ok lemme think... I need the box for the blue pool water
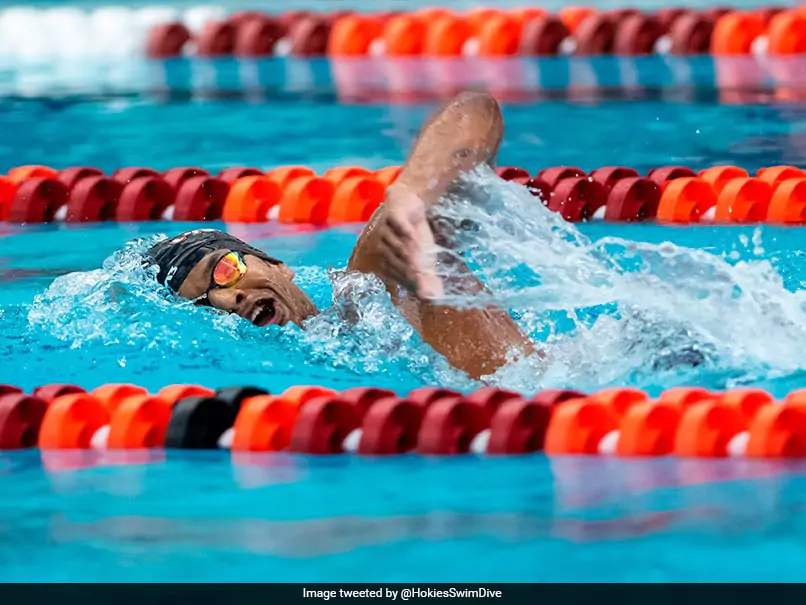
[5,1,806,582]
[3,58,806,177]
[5,451,806,582]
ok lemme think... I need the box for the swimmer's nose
[234,290,245,310]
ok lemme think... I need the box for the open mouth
[250,298,278,327]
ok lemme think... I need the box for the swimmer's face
[178,251,318,327]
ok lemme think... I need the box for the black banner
[1,584,806,605]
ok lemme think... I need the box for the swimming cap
[144,228,282,293]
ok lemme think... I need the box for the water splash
[435,165,806,392]
[24,167,806,394]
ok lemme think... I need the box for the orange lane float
[713,178,773,223]
[328,14,384,56]
[380,14,428,57]
[38,393,110,449]
[4,382,806,458]
[767,11,806,55]
[710,12,767,55]
[423,14,474,56]
[767,179,806,224]
[656,178,718,224]
[699,166,749,196]
[106,394,173,450]
[221,176,282,223]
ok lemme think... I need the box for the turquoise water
[5,1,806,581]
[3,58,806,176]
[4,451,806,582]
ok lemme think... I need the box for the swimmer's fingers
[380,231,419,292]
[393,215,445,299]
[386,213,418,251]
[408,218,443,300]
[383,197,444,299]
[380,227,411,266]
[383,213,419,263]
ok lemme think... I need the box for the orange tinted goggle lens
[213,252,246,287]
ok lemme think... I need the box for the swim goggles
[195,250,248,306]
[211,250,248,289]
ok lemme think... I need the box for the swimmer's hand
[376,186,445,300]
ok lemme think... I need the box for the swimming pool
[6,0,806,584]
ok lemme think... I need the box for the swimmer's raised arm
[351,92,503,297]
[391,90,504,207]
[348,92,540,380]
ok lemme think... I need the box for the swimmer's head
[144,229,318,327]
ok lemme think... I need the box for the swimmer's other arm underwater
[144,92,540,380]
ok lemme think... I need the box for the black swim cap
[144,228,282,293]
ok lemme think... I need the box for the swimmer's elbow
[449,91,501,114]
[398,92,504,196]
[446,91,503,141]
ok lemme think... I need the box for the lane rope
[1,162,805,225]
[4,382,805,458]
[1,6,804,60]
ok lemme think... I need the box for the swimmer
[145,92,537,380]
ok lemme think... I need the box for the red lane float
[0,394,47,450]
